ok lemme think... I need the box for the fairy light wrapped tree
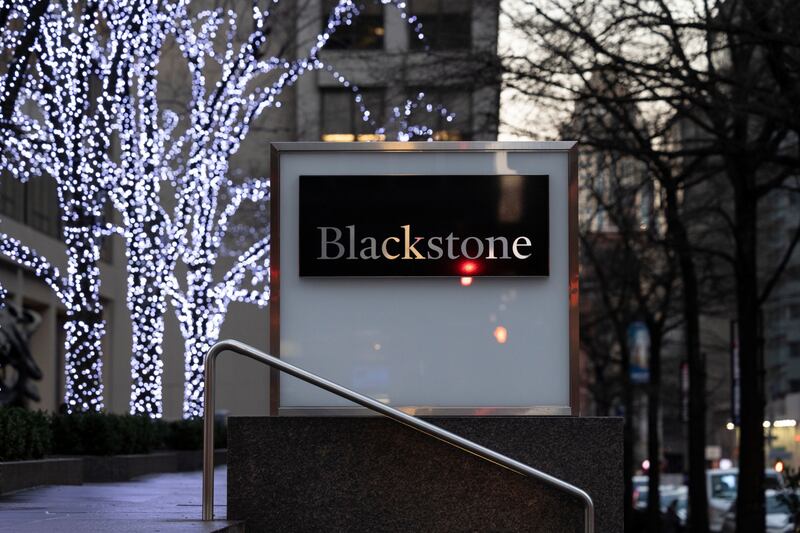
[150,0,441,418]
[2,0,451,418]
[0,0,143,412]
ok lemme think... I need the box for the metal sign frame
[269,141,579,416]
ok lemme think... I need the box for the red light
[460,277,473,287]
[460,261,478,275]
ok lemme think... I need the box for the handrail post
[201,340,595,533]
[202,343,220,521]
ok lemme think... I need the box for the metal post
[202,342,217,521]
[202,339,595,533]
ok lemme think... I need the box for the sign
[270,142,578,415]
[681,360,689,422]
[730,320,740,425]
[628,321,650,384]
[299,175,549,277]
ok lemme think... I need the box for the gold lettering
[401,224,425,260]
[382,236,400,259]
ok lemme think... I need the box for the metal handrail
[202,339,595,533]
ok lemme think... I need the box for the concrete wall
[228,416,623,533]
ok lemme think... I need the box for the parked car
[709,469,785,531]
[720,490,799,533]
[632,475,678,510]
[660,486,688,528]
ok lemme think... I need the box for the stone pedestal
[228,416,622,532]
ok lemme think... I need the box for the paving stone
[0,467,241,533]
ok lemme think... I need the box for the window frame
[322,0,385,51]
[409,0,473,51]
[320,87,387,141]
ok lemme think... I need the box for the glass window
[0,169,25,221]
[25,174,61,238]
[0,169,61,240]
[710,473,737,500]
[321,88,385,141]
[323,0,384,50]
[767,307,785,322]
[790,342,800,359]
[410,0,472,51]
[405,88,471,140]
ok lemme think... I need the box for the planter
[0,449,227,494]
[82,451,179,482]
[176,448,228,472]
[0,457,83,493]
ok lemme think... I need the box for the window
[767,307,785,323]
[791,342,800,359]
[321,88,385,141]
[323,0,384,50]
[410,0,472,51]
[405,88,471,140]
[0,170,25,221]
[767,336,785,352]
[0,169,61,239]
[710,473,737,500]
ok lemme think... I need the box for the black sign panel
[299,175,549,277]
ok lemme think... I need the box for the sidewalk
[0,466,242,532]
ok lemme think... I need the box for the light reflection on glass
[498,175,524,223]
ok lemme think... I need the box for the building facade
[0,0,500,419]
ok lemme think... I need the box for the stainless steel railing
[202,339,595,533]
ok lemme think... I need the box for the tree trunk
[126,206,167,418]
[734,180,766,533]
[621,337,635,532]
[128,279,166,418]
[62,222,106,412]
[664,181,708,533]
[647,327,663,533]
[178,266,224,419]
[180,318,217,419]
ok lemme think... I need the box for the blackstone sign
[271,142,578,415]
[299,175,549,277]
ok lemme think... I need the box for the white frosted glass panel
[278,148,571,409]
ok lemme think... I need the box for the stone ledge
[0,457,83,494]
[0,449,227,493]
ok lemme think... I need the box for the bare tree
[501,1,800,531]
[578,142,682,531]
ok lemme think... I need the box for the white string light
[0,0,147,412]
[2,0,449,418]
